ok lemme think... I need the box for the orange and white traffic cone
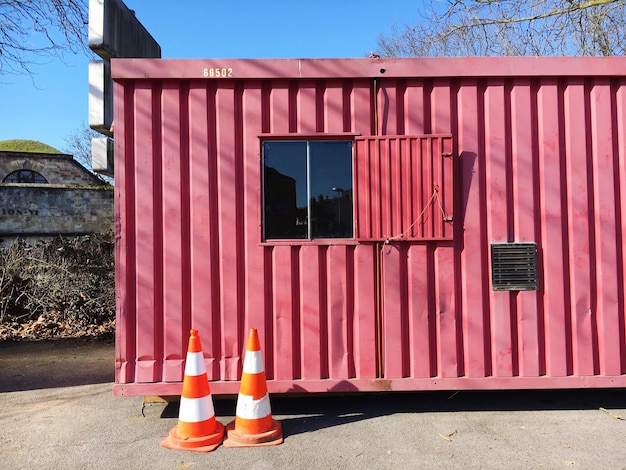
[160,329,224,452]
[224,328,283,447]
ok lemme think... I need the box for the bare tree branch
[0,0,89,75]
[445,0,617,31]
[377,0,626,57]
[64,124,113,185]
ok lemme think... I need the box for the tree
[64,124,113,185]
[0,0,88,75]
[377,0,626,57]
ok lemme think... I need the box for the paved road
[2,339,626,469]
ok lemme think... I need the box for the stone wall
[0,151,103,186]
[0,185,114,241]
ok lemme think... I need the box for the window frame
[3,169,48,184]
[260,134,357,243]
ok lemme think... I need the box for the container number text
[203,67,233,78]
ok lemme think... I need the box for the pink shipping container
[112,57,626,396]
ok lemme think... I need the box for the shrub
[0,232,115,340]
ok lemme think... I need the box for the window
[263,140,353,240]
[3,170,48,184]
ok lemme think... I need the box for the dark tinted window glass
[262,140,353,240]
[263,141,308,239]
[309,141,353,238]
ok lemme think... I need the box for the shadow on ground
[155,388,626,439]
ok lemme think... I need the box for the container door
[355,135,454,379]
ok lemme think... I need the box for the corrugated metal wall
[355,135,454,241]
[113,58,626,395]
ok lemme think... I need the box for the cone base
[160,422,224,452]
[223,419,283,448]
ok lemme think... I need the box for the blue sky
[0,1,419,154]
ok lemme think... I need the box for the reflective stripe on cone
[160,329,224,452]
[224,328,283,448]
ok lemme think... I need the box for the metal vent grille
[491,243,538,291]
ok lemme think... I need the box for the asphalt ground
[2,338,626,469]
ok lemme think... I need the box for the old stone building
[0,142,114,243]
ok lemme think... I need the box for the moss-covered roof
[0,139,62,154]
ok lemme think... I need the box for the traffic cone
[224,328,283,447]
[160,329,224,452]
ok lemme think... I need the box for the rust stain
[371,379,393,391]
